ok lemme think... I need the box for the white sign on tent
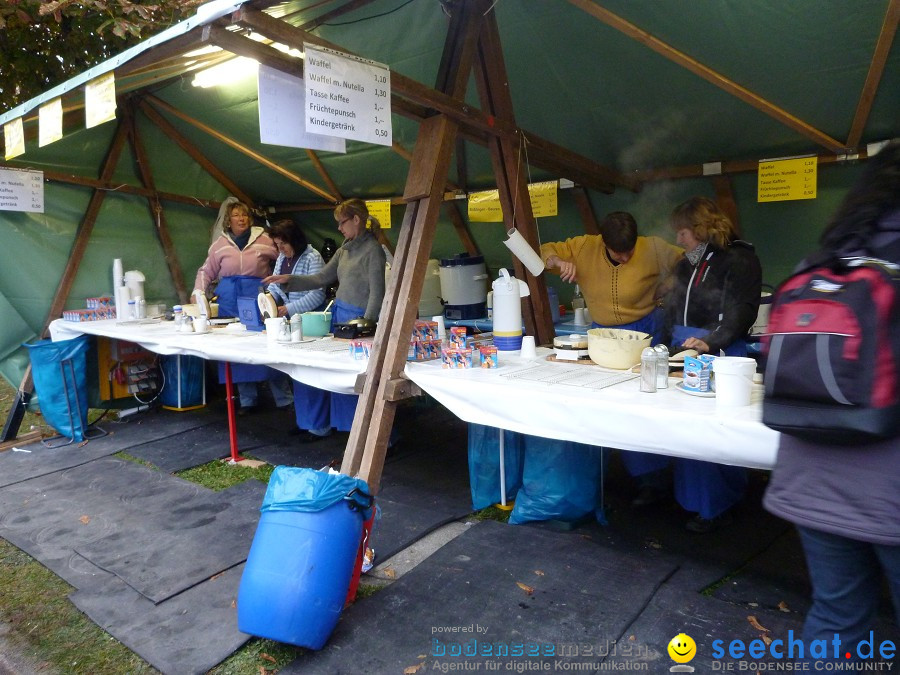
[303,44,392,147]
[0,167,43,213]
[257,65,346,154]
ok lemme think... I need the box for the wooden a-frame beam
[566,0,848,154]
[572,187,600,236]
[137,98,255,207]
[232,6,634,194]
[144,94,338,203]
[124,101,189,303]
[341,0,488,491]
[846,0,900,148]
[473,7,555,346]
[291,0,380,32]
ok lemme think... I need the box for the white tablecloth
[50,319,365,395]
[405,349,780,469]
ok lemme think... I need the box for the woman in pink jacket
[194,202,290,413]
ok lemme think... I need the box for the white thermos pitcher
[491,268,530,351]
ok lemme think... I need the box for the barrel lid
[440,253,485,267]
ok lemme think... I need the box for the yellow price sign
[85,72,117,129]
[758,157,817,202]
[365,199,391,229]
[39,98,63,148]
[468,181,559,222]
[4,118,25,160]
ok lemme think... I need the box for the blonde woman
[264,198,387,441]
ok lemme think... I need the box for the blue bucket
[237,499,365,648]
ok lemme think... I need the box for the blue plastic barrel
[237,501,365,648]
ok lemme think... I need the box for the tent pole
[124,100,188,303]
[572,188,601,236]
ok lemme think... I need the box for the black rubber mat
[124,422,266,473]
[75,477,266,603]
[70,563,249,675]
[0,457,211,593]
[0,409,214,488]
[281,519,679,673]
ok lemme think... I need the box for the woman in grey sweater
[265,199,386,442]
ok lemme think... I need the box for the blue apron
[214,275,271,384]
[294,298,366,432]
[592,308,663,346]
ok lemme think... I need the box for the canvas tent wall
[0,0,897,414]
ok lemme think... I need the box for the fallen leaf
[761,633,772,646]
[260,653,276,664]
[258,666,267,675]
[534,570,545,576]
[747,615,769,632]
[777,601,790,613]
[517,582,534,595]
[628,635,636,641]
[231,600,236,609]
[80,515,90,525]
[209,571,224,581]
[384,568,396,579]
[403,662,424,674]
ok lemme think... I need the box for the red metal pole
[224,362,242,462]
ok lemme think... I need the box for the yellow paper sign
[528,180,558,218]
[85,73,117,129]
[4,119,25,159]
[365,199,391,229]
[38,99,63,147]
[468,189,503,222]
[757,157,817,202]
[468,181,559,222]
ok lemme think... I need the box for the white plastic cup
[265,317,283,345]
[520,335,537,359]
[192,317,209,334]
[712,357,756,408]
[574,307,587,325]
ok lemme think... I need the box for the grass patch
[114,451,155,468]
[471,505,512,523]
[0,538,158,674]
[176,457,274,491]
[208,637,302,674]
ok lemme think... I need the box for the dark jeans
[797,526,900,660]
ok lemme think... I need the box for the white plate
[676,381,715,398]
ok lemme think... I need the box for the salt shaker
[654,343,669,389]
[290,313,303,342]
[640,347,657,392]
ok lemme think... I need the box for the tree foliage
[0,0,205,111]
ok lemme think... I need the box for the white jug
[492,268,530,351]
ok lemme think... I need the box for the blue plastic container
[237,501,365,648]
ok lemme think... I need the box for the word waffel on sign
[0,167,44,213]
[303,44,392,147]
[757,156,817,203]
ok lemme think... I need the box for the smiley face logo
[668,633,696,663]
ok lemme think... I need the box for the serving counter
[405,348,780,470]
[49,319,365,395]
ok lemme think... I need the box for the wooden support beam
[294,0,380,32]
[137,97,254,206]
[0,430,41,452]
[124,101,189,303]
[202,24,305,78]
[711,175,740,237]
[116,27,205,77]
[353,374,421,401]
[566,0,848,154]
[305,149,343,203]
[233,6,633,194]
[846,0,900,147]
[572,187,600,235]
[342,1,487,493]
[473,8,555,347]
[144,94,338,203]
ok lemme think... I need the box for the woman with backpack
[764,141,900,661]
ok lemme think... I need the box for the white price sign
[0,167,43,213]
[304,44,392,147]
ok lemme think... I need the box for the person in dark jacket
[764,141,900,661]
[624,197,763,532]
